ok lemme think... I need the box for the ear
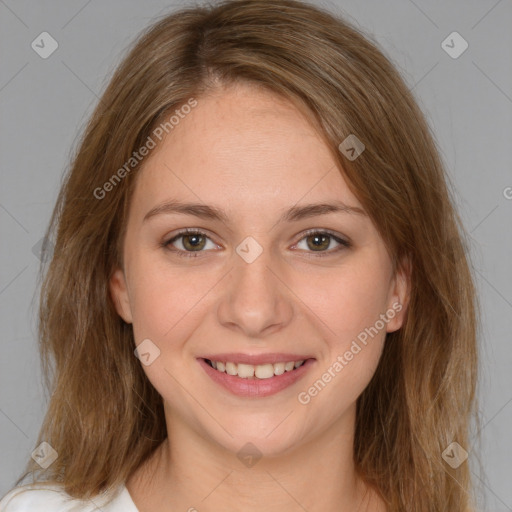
[385,256,411,333]
[109,267,133,324]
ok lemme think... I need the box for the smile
[205,359,306,379]
[198,357,315,398]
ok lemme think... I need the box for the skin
[110,81,409,512]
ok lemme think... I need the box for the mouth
[198,355,315,397]
[204,358,306,378]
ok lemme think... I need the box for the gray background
[0,0,511,509]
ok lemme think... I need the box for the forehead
[130,83,362,221]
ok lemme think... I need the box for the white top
[0,483,139,511]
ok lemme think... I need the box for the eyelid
[293,228,350,246]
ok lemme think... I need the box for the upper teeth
[209,360,305,379]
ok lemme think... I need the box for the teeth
[255,364,274,379]
[225,362,237,376]
[208,359,305,379]
[273,362,285,375]
[285,361,295,372]
[237,363,255,378]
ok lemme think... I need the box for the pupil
[184,234,205,251]
[309,234,329,251]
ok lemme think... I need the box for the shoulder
[0,483,94,512]
[0,483,134,512]
[0,484,73,511]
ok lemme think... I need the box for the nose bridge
[216,236,293,337]
[235,240,274,292]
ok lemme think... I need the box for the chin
[203,410,311,460]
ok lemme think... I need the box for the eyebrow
[143,199,366,224]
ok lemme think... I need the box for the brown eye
[306,233,331,251]
[181,233,207,251]
[164,230,218,257]
[295,230,351,256]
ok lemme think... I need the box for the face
[110,82,409,458]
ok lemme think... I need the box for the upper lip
[200,353,315,365]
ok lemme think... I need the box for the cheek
[127,253,219,345]
[126,258,218,401]
[305,260,392,345]
[295,274,388,422]
[295,257,391,404]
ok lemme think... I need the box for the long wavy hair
[12,1,479,510]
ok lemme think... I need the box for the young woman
[0,0,478,510]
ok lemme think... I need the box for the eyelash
[162,228,351,259]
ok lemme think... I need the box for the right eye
[163,229,220,257]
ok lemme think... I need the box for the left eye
[163,229,350,258]
[294,231,350,255]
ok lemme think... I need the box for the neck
[126,404,382,512]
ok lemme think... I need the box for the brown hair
[14,0,479,510]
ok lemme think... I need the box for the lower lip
[198,358,315,397]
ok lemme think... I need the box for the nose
[216,244,294,339]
